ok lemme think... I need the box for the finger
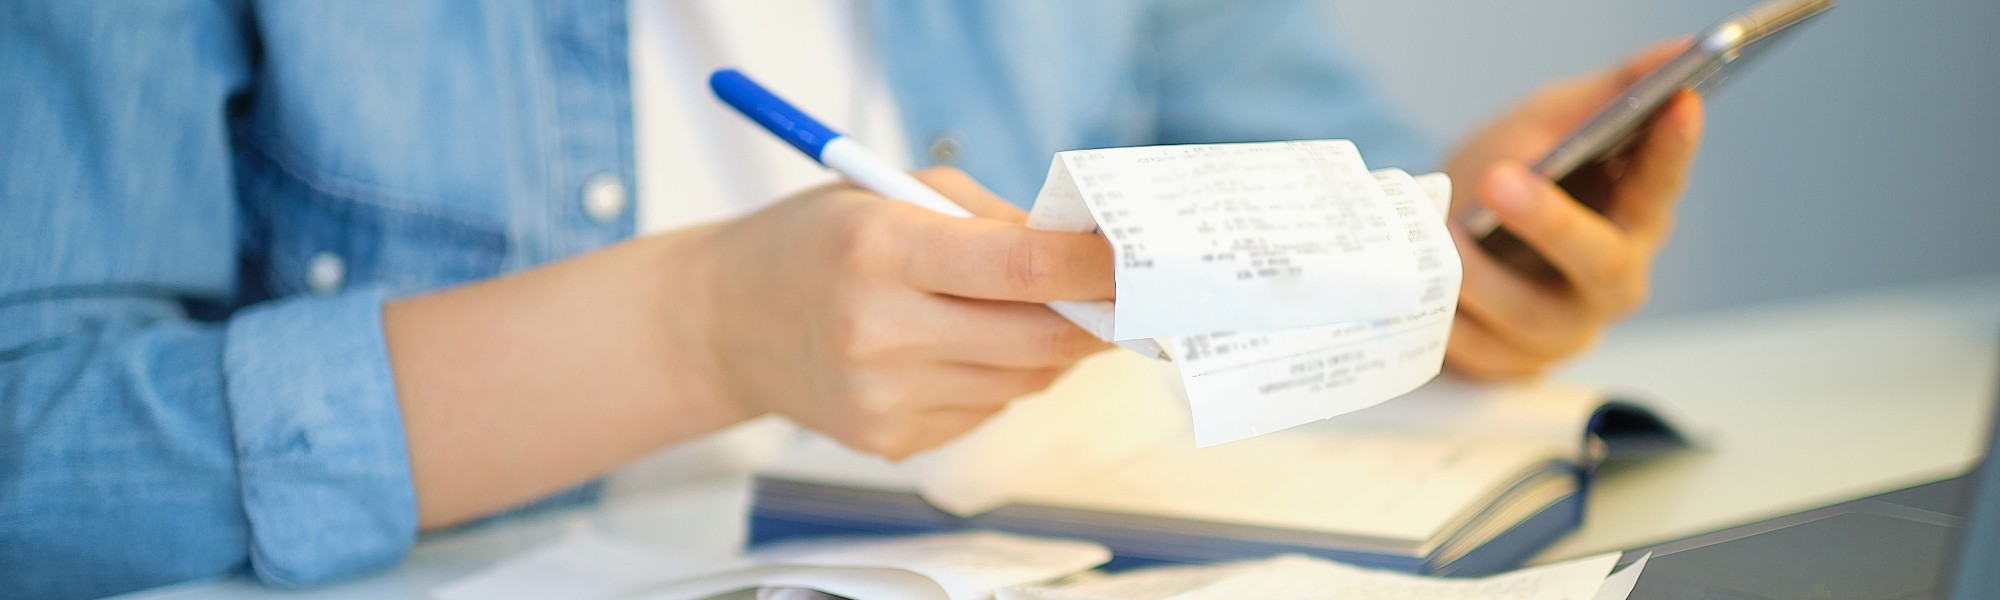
[918,296,1110,368]
[913,167,1029,224]
[1443,314,1549,380]
[1453,227,1595,359]
[1605,91,1705,245]
[902,218,1116,302]
[1479,162,1639,296]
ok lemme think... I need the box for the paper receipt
[1025,141,1461,446]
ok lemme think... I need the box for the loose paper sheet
[1006,430,1570,547]
[1591,554,1651,600]
[1028,142,1462,446]
[430,532,729,600]
[629,531,1111,600]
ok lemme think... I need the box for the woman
[0,1,1700,597]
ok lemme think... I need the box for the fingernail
[1487,165,1534,215]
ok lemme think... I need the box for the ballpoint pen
[708,68,1168,361]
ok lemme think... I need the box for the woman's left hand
[1442,40,1706,379]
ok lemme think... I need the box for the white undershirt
[628,0,911,235]
[606,0,910,535]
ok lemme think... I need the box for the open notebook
[751,352,1691,576]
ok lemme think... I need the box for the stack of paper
[1024,140,1462,446]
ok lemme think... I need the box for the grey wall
[1324,0,2000,317]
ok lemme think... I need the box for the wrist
[630,226,761,426]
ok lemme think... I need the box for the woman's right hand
[387,167,1111,528]
[674,167,1114,459]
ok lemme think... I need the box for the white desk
[120,275,2000,599]
[1536,275,2000,561]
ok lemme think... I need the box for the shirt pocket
[232,137,509,300]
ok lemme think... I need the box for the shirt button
[581,172,628,223]
[928,134,962,166]
[306,251,345,295]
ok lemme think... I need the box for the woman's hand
[387,167,1110,528]
[682,167,1113,459]
[1442,40,1706,379]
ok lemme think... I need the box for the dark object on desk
[1626,366,2000,599]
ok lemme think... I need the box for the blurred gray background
[1325,0,2000,317]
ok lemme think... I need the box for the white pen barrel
[822,138,972,217]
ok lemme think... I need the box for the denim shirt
[0,1,1429,597]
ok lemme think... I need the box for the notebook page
[1314,376,1697,465]
[1008,431,1569,545]
[1314,377,1609,463]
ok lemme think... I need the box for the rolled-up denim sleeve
[224,288,417,586]
[0,291,417,597]
[0,2,416,597]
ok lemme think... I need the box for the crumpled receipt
[1026,141,1462,446]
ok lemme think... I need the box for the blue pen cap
[709,68,841,162]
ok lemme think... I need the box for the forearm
[383,227,752,529]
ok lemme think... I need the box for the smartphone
[1460,0,1835,277]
